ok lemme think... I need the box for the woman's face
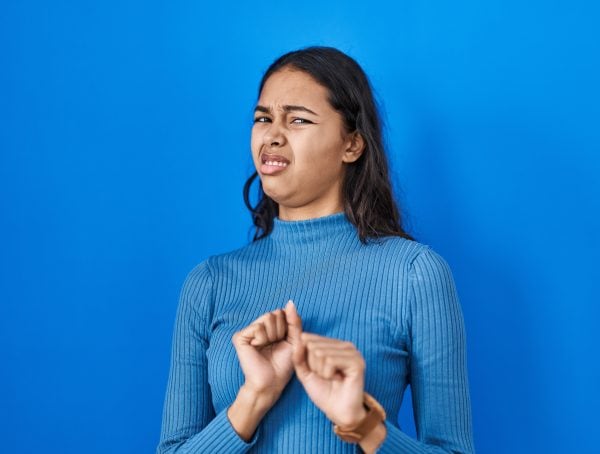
[251,67,363,220]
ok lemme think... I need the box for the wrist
[227,385,275,441]
[358,421,386,453]
[335,404,368,429]
[333,392,387,449]
[238,383,279,411]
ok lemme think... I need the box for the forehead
[258,68,331,111]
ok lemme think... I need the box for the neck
[277,206,344,221]
[269,211,356,245]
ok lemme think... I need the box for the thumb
[284,300,302,343]
[291,334,311,381]
[283,301,311,380]
[284,300,310,381]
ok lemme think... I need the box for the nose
[263,119,285,148]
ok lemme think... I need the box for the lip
[260,161,290,175]
[261,153,290,165]
[259,152,291,176]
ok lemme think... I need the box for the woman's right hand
[232,299,302,404]
[228,300,302,440]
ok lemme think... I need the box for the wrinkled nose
[263,121,285,147]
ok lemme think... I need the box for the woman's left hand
[286,302,367,428]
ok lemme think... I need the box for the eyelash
[253,117,312,125]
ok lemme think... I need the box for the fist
[292,332,367,428]
[232,300,303,403]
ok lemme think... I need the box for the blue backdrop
[1,1,598,453]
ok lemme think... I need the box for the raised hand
[285,303,367,428]
[232,300,299,402]
[228,300,301,441]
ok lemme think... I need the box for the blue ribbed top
[157,212,475,453]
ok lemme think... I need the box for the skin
[250,67,364,221]
[227,68,387,452]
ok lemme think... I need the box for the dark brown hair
[243,46,413,244]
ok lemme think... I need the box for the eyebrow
[254,104,319,116]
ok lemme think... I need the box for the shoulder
[370,236,456,288]
[177,259,215,315]
[366,235,433,269]
[403,245,460,308]
[408,245,455,284]
[204,238,269,269]
[183,238,267,283]
[182,258,213,289]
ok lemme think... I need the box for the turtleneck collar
[269,211,356,244]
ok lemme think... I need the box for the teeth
[265,160,288,167]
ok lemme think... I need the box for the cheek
[250,129,262,158]
[295,136,343,174]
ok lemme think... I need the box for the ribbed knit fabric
[157,211,475,453]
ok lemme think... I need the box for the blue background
[1,1,598,453]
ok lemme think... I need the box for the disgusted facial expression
[251,67,363,220]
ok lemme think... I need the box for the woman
[157,46,475,453]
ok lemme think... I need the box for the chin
[262,188,285,205]
[263,192,282,204]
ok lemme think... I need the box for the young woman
[157,46,475,453]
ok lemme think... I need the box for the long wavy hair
[243,46,413,244]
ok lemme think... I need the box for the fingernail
[286,299,295,308]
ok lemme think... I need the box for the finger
[292,336,312,382]
[305,347,357,360]
[251,310,285,343]
[317,350,356,380]
[284,300,303,344]
[301,333,355,349]
[314,352,365,380]
[233,322,268,349]
[300,332,330,341]
[249,323,269,346]
[233,323,256,345]
[306,347,356,376]
[274,309,287,340]
[322,355,345,381]
[304,341,364,376]
[307,345,323,374]
[261,312,279,343]
[303,337,356,351]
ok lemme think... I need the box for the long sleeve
[156,213,475,452]
[156,260,260,453]
[379,247,475,453]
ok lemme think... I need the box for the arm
[156,260,260,453]
[378,247,475,453]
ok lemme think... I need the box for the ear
[342,131,365,163]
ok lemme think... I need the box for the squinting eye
[253,117,270,123]
[292,118,312,124]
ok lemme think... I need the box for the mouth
[260,153,290,175]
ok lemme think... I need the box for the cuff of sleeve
[377,420,474,454]
[376,420,427,453]
[182,407,261,452]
